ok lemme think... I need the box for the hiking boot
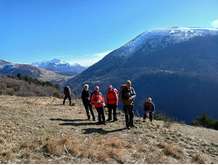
[107,118,111,122]
[130,125,137,128]
[113,118,118,122]
[96,122,101,125]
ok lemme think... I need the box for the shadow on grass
[82,127,126,135]
[50,118,98,126]
[50,103,63,106]
[50,118,87,122]
[59,122,97,126]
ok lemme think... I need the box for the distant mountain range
[67,27,218,122]
[32,59,86,76]
[0,59,72,85]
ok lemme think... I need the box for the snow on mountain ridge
[33,59,87,76]
[33,59,83,67]
[118,27,218,57]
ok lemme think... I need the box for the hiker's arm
[144,102,147,111]
[152,103,155,112]
[115,92,119,105]
[131,88,136,99]
[81,91,84,99]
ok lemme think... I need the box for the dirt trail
[0,96,218,163]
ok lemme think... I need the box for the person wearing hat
[81,84,95,121]
[143,97,155,122]
[91,86,106,124]
[120,80,136,129]
[106,85,119,122]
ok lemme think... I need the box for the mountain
[33,59,86,76]
[0,59,10,66]
[67,27,218,122]
[0,59,71,85]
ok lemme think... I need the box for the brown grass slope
[0,76,61,97]
[0,96,218,163]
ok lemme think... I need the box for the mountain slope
[0,59,71,85]
[67,27,218,122]
[0,96,218,163]
[0,76,61,97]
[33,59,86,76]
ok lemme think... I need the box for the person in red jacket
[106,85,118,122]
[143,97,155,122]
[91,86,106,124]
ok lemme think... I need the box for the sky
[0,0,218,66]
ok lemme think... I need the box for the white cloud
[211,19,218,28]
[68,50,112,67]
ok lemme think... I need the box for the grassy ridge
[0,75,61,97]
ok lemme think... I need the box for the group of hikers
[63,80,155,129]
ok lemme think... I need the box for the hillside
[0,76,61,97]
[67,27,218,122]
[0,96,218,163]
[0,59,71,85]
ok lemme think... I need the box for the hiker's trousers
[107,104,117,121]
[83,102,95,120]
[143,111,153,122]
[63,95,71,105]
[96,107,105,123]
[123,104,134,127]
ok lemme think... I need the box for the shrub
[192,113,218,130]
[154,112,174,122]
[53,92,61,98]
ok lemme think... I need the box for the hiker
[143,97,155,122]
[91,86,106,124]
[81,84,95,121]
[121,80,136,129]
[106,85,119,122]
[63,86,72,106]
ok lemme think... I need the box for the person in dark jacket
[63,86,72,106]
[81,84,95,121]
[121,80,136,129]
[143,97,155,122]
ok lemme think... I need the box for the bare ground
[0,95,218,163]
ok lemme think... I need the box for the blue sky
[0,0,218,66]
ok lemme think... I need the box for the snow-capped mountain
[0,59,71,84]
[68,27,218,122]
[113,27,218,58]
[33,59,86,76]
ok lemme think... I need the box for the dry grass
[42,135,127,163]
[192,153,208,164]
[0,96,218,163]
[158,142,183,159]
[145,152,168,164]
[164,121,173,129]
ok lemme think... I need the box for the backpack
[120,85,129,100]
[64,86,71,95]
